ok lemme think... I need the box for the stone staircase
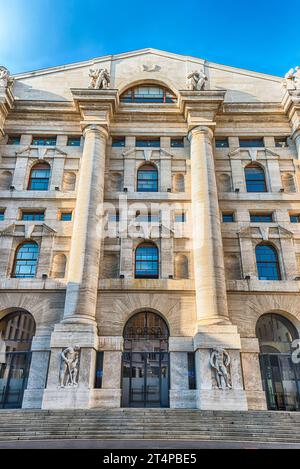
[0,409,300,443]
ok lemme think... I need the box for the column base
[193,324,248,411]
[196,389,248,411]
[90,389,121,408]
[169,390,197,408]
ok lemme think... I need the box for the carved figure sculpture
[89,68,110,89]
[210,347,232,390]
[0,67,13,90]
[59,346,80,387]
[187,70,208,91]
[284,67,300,90]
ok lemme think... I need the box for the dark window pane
[112,137,125,147]
[275,137,288,148]
[222,213,234,222]
[137,165,158,192]
[290,214,300,223]
[256,244,281,280]
[135,244,159,278]
[136,138,160,148]
[250,213,273,222]
[171,138,184,148]
[175,212,186,222]
[67,137,81,147]
[94,352,104,389]
[32,136,57,146]
[7,135,21,145]
[22,212,45,221]
[239,138,264,148]
[60,212,72,221]
[13,242,39,278]
[0,210,5,221]
[188,352,196,389]
[215,138,229,148]
[245,164,267,192]
[120,86,176,103]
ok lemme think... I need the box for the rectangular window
[250,212,273,223]
[112,137,126,147]
[222,212,235,222]
[32,136,57,146]
[136,137,160,148]
[175,212,186,222]
[136,212,160,222]
[275,137,288,148]
[60,212,72,221]
[94,352,104,389]
[171,137,184,148]
[7,135,21,145]
[215,138,229,148]
[22,211,45,221]
[187,352,196,390]
[290,214,300,223]
[67,136,81,147]
[108,211,120,222]
[0,210,5,221]
[239,138,264,148]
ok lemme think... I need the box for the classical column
[293,129,300,159]
[188,126,229,324]
[63,124,108,323]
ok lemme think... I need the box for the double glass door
[122,351,169,408]
[260,354,300,411]
[0,352,32,409]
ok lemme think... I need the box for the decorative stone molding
[187,70,208,91]
[15,145,67,160]
[210,347,232,390]
[0,223,56,238]
[238,225,293,240]
[141,64,161,73]
[88,68,111,90]
[59,346,80,388]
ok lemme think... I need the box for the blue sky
[0,0,299,76]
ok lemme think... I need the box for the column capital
[187,125,214,142]
[82,124,109,139]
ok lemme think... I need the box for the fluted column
[188,126,229,324]
[293,130,300,160]
[63,124,108,323]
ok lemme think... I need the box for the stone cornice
[178,90,226,129]
[71,89,119,128]
[0,87,15,136]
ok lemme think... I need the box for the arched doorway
[256,313,300,411]
[122,311,169,408]
[0,310,35,409]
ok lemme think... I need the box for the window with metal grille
[28,163,50,191]
[135,242,159,279]
[255,244,281,280]
[245,164,267,192]
[12,242,39,278]
[137,164,158,192]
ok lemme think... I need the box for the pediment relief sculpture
[187,70,208,91]
[89,68,111,89]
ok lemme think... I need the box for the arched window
[28,163,50,191]
[256,313,299,411]
[0,311,36,352]
[245,163,267,192]
[255,244,281,280]
[137,164,158,192]
[120,85,176,103]
[12,242,39,278]
[135,242,159,279]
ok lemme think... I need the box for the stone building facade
[0,49,300,411]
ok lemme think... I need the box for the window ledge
[226,279,300,292]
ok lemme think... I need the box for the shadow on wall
[13,82,70,102]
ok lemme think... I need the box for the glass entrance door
[0,352,32,409]
[122,311,170,408]
[122,351,169,407]
[260,354,300,411]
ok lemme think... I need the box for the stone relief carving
[0,67,14,90]
[210,348,232,390]
[59,346,80,387]
[141,64,161,72]
[187,70,208,91]
[284,67,300,90]
[88,68,111,89]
